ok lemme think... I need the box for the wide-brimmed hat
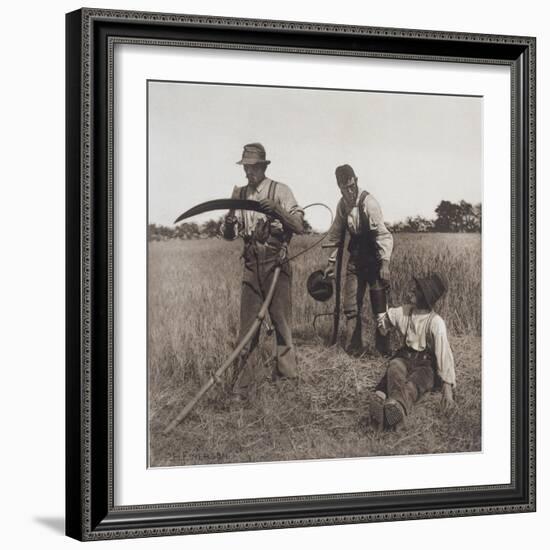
[307,270,333,302]
[236,142,271,165]
[335,164,356,186]
[413,272,448,309]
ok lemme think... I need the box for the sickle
[174,198,284,224]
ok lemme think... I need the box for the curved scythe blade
[174,198,284,224]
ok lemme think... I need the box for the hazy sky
[148,81,482,231]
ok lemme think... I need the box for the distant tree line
[148,217,314,241]
[149,200,480,240]
[387,200,481,233]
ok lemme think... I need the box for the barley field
[148,233,481,467]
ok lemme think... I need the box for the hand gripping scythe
[164,198,286,434]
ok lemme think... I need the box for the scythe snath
[164,265,281,434]
[330,241,345,346]
[320,224,345,347]
[164,198,334,432]
[164,198,284,434]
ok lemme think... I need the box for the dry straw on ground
[148,233,481,466]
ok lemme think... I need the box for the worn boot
[384,398,406,427]
[273,345,298,380]
[375,329,391,356]
[343,315,364,356]
[231,350,256,403]
[368,391,386,431]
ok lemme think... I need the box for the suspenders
[240,179,278,200]
[267,180,278,201]
[239,180,279,236]
[403,310,436,353]
[425,311,436,354]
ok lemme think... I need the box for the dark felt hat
[335,164,356,186]
[236,142,271,165]
[413,272,448,309]
[307,270,333,302]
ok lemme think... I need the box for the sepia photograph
[64,7,536,541]
[147,80,482,468]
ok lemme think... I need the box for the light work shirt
[325,188,393,263]
[229,178,304,237]
[378,304,456,386]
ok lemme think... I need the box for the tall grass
[289,232,481,338]
[148,233,481,466]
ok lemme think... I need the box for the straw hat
[236,142,271,165]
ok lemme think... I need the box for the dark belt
[396,346,433,363]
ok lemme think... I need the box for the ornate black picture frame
[66,8,536,541]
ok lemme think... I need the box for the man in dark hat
[368,272,456,431]
[222,143,305,399]
[324,164,394,355]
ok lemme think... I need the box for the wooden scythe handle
[330,241,345,347]
[164,266,282,434]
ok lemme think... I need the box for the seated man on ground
[369,272,456,431]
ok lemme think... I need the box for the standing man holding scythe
[324,164,393,356]
[222,143,305,400]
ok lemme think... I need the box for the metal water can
[307,270,333,302]
[369,281,388,314]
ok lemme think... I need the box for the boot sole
[369,394,385,429]
[384,400,405,427]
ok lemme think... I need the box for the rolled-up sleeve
[269,182,304,234]
[430,316,456,386]
[377,306,404,335]
[364,195,393,262]
[276,183,304,217]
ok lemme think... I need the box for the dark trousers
[233,242,297,395]
[376,349,435,414]
[343,258,390,354]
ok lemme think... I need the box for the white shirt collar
[248,177,270,195]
